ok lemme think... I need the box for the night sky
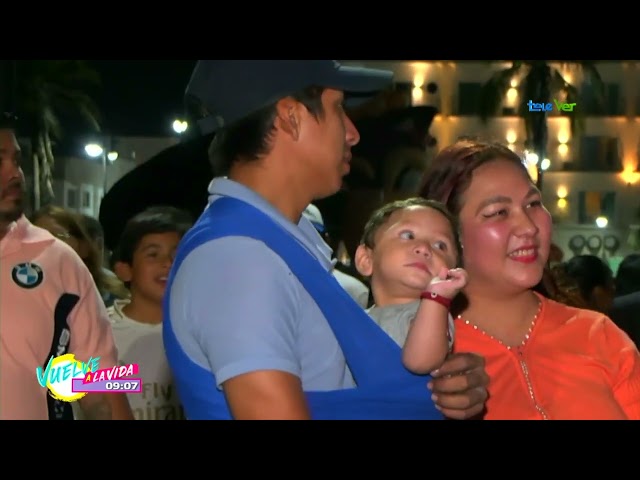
[86,60,197,137]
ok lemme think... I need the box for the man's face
[295,88,361,197]
[0,129,25,224]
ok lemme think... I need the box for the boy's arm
[403,268,467,375]
[402,296,450,374]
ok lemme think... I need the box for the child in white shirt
[111,206,192,419]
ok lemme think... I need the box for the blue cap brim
[325,65,394,94]
[188,61,394,135]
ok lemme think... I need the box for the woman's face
[457,159,552,296]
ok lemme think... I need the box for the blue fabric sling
[163,196,444,420]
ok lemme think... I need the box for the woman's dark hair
[208,86,326,176]
[419,139,531,216]
[615,253,640,297]
[80,214,104,244]
[31,205,129,299]
[0,112,18,130]
[563,255,614,302]
[418,138,564,308]
[542,264,589,308]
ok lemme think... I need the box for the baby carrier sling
[163,196,443,420]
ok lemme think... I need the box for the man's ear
[113,261,133,284]
[354,244,374,278]
[275,97,302,140]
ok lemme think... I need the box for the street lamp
[84,143,104,158]
[84,143,118,196]
[172,119,188,134]
[596,216,608,229]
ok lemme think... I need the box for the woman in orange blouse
[419,139,640,420]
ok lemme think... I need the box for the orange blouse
[453,293,640,420]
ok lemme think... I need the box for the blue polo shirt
[167,177,355,392]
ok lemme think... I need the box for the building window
[394,82,413,106]
[95,187,104,211]
[606,83,622,115]
[457,82,482,115]
[64,182,79,210]
[579,81,622,116]
[394,167,423,193]
[80,183,94,216]
[577,136,622,171]
[578,191,616,225]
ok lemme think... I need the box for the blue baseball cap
[185,60,394,134]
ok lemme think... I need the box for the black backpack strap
[46,293,80,420]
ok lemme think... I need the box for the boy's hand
[427,267,468,299]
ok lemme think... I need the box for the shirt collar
[207,177,335,270]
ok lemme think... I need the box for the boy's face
[116,231,181,304]
[356,206,458,302]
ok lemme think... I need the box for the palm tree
[0,61,17,113]
[13,60,102,209]
[478,61,605,188]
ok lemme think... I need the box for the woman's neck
[459,289,541,346]
[121,296,163,325]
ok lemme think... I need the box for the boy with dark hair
[355,197,467,374]
[110,206,192,420]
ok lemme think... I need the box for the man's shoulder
[613,291,640,311]
[171,236,301,305]
[609,292,640,347]
[7,223,90,285]
[182,235,294,273]
[20,219,82,260]
[45,238,91,276]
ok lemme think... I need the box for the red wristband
[420,291,452,309]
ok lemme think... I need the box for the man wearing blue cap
[163,60,488,419]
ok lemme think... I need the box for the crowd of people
[1,60,639,420]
